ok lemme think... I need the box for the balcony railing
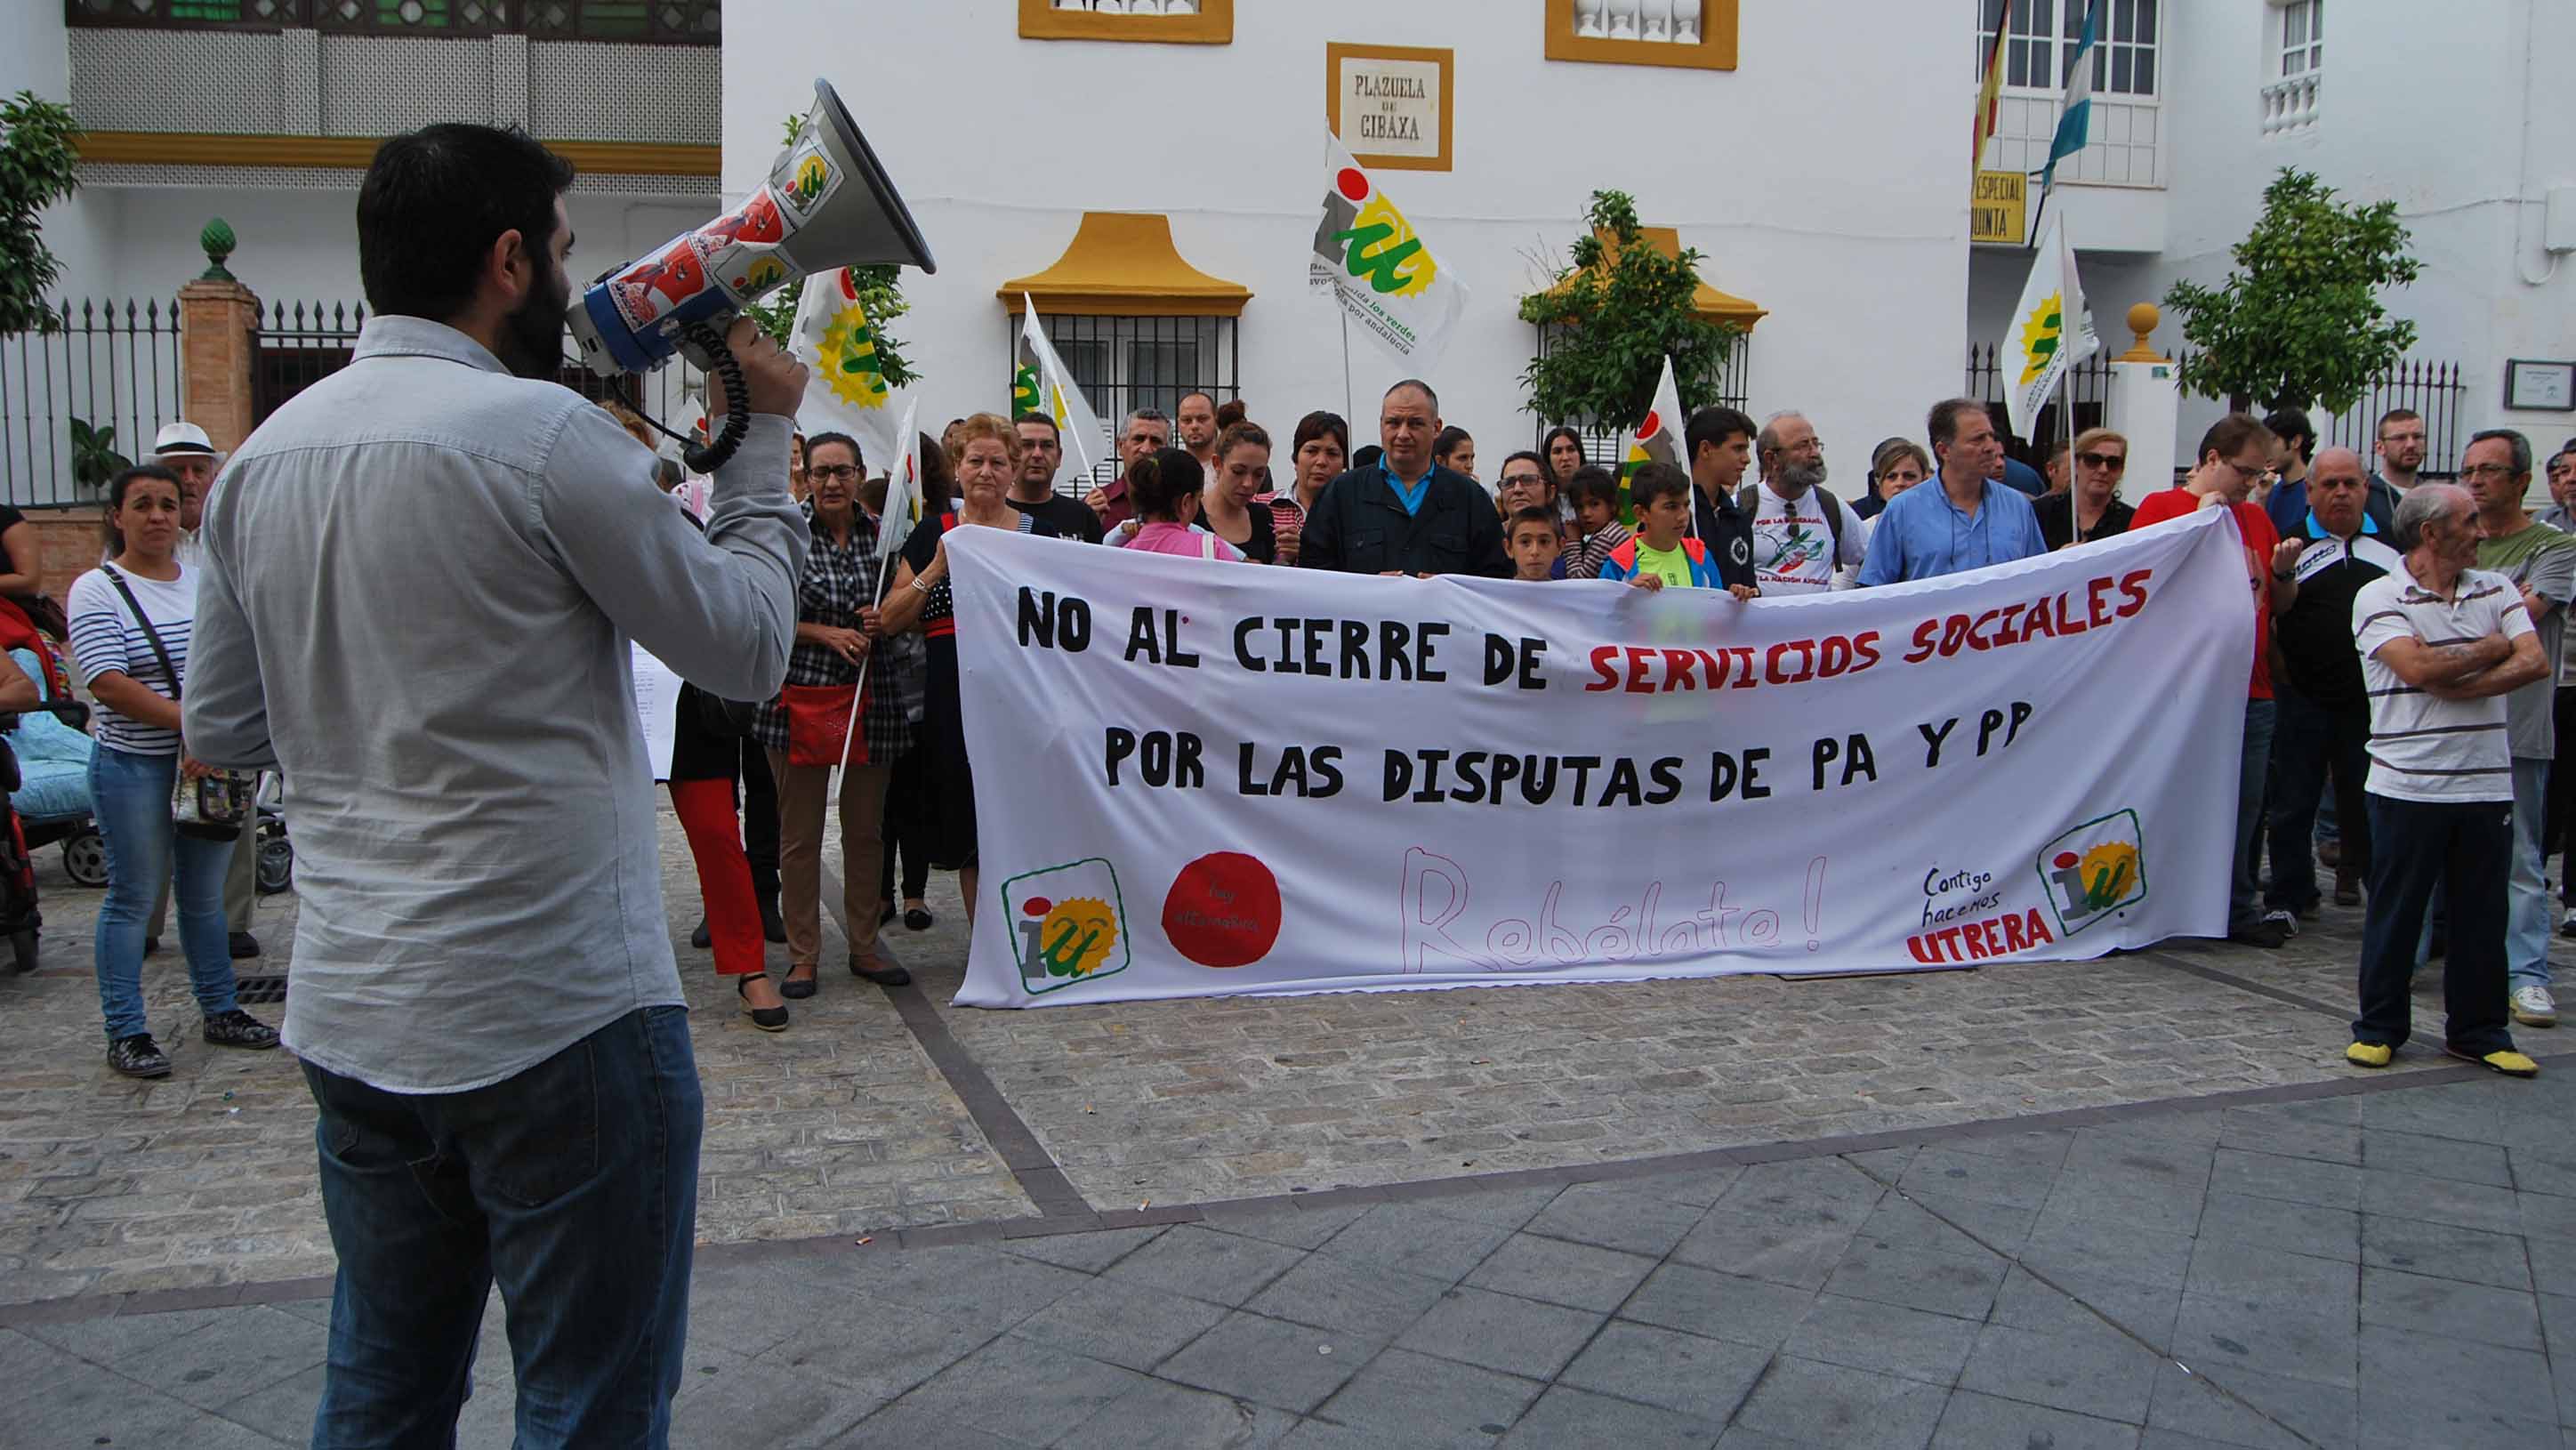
[2260,74,2320,134]
[64,0,721,44]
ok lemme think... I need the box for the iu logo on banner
[2035,809,2149,938]
[1002,858,1132,995]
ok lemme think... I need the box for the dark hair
[1541,426,1587,478]
[358,124,575,321]
[1213,399,1247,431]
[1629,461,1693,512]
[1352,444,1385,471]
[1433,425,1473,464]
[1384,379,1439,413]
[917,431,954,500]
[2263,406,2316,460]
[2377,407,2424,438]
[1292,411,1349,458]
[804,431,863,471]
[1507,505,1559,536]
[1216,421,1272,464]
[1926,398,1990,454]
[102,463,182,557]
[1014,411,1061,443]
[2196,414,2276,467]
[1685,406,1757,466]
[2467,428,2534,479]
[1497,449,1546,481]
[1564,464,1621,510]
[1179,391,1218,415]
[1128,447,1206,521]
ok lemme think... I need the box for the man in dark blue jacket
[1299,380,1508,578]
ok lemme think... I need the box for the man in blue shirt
[1858,399,2047,584]
[1297,379,1508,577]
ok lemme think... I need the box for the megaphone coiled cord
[680,321,752,476]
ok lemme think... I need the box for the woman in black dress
[877,414,1060,941]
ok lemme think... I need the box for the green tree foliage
[0,92,82,334]
[69,417,128,495]
[2166,168,2419,415]
[1517,189,1740,429]
[741,112,915,388]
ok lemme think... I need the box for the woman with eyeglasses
[2032,428,2136,550]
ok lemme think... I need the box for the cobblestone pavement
[12,1063,2576,1447]
[6,810,2576,1441]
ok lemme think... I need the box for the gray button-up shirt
[185,316,808,1093]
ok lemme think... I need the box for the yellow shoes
[2346,1042,2394,1069]
[2446,1045,2540,1077]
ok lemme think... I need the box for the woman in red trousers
[669,678,788,1030]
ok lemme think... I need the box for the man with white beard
[1742,411,1866,594]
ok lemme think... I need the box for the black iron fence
[1528,326,1752,471]
[1965,346,2470,479]
[0,298,184,510]
[65,0,720,44]
[254,301,706,441]
[1015,313,1243,492]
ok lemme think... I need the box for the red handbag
[780,682,868,769]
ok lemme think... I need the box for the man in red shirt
[2134,414,2303,947]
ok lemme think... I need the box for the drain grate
[232,974,287,1005]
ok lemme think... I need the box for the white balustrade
[2260,74,2319,133]
[1049,0,1204,12]
[1606,0,1640,40]
[1574,0,1606,37]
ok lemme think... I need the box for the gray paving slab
[994,1222,1166,1274]
[2195,1188,2362,1262]
[1056,1377,1300,1450]
[1311,1201,1516,1284]
[1729,1354,1953,1450]
[1461,1231,1658,1313]
[1995,1262,2185,1356]
[1155,1310,1380,1414]
[1394,1285,1604,1381]
[1305,1347,1543,1449]
[894,1333,1147,1446]
[1958,1317,2162,1422]
[1104,1222,1308,1307]
[1823,1234,2008,1320]
[1009,1274,1232,1372]
[2360,1265,2542,1350]
[1779,1291,1980,1386]
[2146,1360,2356,1450]
[1521,1180,1706,1257]
[1929,1390,2141,1450]
[1619,1261,1819,1349]
[1669,1206,1859,1289]
[1558,1319,1769,1423]
[1497,1383,1727,1449]
[1244,1252,1453,1341]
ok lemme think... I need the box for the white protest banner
[947,511,2252,1009]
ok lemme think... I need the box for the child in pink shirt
[1116,447,1250,562]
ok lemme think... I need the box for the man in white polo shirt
[2348,484,2550,1076]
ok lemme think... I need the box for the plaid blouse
[753,502,916,762]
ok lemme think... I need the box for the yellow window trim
[73,131,719,177]
[1000,212,1252,319]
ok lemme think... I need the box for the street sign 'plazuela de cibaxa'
[948,510,2254,1009]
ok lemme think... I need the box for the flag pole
[1339,310,1355,428]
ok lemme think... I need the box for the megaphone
[568,77,936,472]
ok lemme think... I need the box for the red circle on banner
[1162,853,1283,969]
[1022,896,1054,918]
[1637,408,1663,440]
[837,267,860,302]
[1335,168,1370,203]
[2051,852,2080,871]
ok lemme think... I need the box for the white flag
[1310,130,1468,370]
[791,267,906,471]
[1016,298,1111,488]
[879,391,923,565]
[1619,355,1689,532]
[2002,215,2101,441]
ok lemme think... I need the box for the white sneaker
[2261,907,2300,939]
[2512,984,2558,1027]
[2561,909,2576,940]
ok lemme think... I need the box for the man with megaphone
[180,124,814,1446]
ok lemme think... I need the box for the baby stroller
[0,643,92,975]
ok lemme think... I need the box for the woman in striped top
[67,465,278,1079]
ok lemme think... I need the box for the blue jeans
[2508,759,2553,991]
[91,744,239,1039]
[2232,698,2277,932]
[303,1007,704,1449]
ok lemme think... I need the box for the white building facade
[9,1,2570,489]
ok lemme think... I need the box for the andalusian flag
[2043,1,2100,189]
[1017,296,1109,487]
[790,266,903,471]
[1311,130,1467,369]
[1973,3,2012,173]
[1618,354,1689,532]
[2001,214,2098,440]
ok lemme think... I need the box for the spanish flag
[1974,5,2011,173]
